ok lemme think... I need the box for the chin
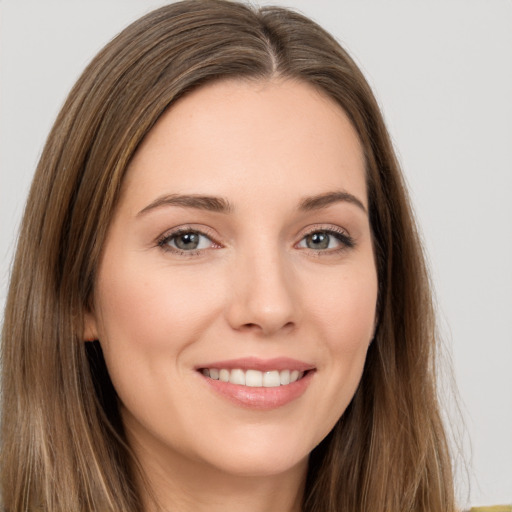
[191,425,316,479]
[206,450,309,479]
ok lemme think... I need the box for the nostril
[238,320,296,336]
[237,323,259,332]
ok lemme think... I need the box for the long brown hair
[1,1,456,510]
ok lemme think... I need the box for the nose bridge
[226,234,297,335]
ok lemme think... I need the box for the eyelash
[156,227,219,256]
[156,225,355,257]
[300,226,355,255]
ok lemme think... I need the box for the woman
[1,1,457,510]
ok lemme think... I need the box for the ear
[83,309,99,342]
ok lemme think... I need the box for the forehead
[122,78,367,213]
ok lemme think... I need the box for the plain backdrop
[1,0,511,508]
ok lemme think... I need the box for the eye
[158,229,216,253]
[297,229,354,251]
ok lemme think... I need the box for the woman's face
[86,79,378,480]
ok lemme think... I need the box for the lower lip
[200,371,314,410]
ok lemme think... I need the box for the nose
[225,244,298,336]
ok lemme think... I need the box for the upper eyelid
[158,225,217,240]
[296,223,351,238]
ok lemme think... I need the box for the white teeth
[202,368,307,387]
[279,369,290,385]
[263,371,280,387]
[245,369,263,387]
[230,369,245,385]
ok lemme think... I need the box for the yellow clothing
[470,507,512,512]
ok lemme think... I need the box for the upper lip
[195,357,315,373]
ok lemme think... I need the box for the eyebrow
[298,191,367,214]
[137,194,234,216]
[137,189,367,217]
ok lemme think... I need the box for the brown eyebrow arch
[138,190,366,216]
[298,191,367,214]
[137,194,233,216]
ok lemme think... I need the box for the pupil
[176,232,199,250]
[308,232,329,249]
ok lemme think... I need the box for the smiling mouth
[200,368,308,388]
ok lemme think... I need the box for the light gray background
[1,0,511,507]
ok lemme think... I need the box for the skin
[85,78,378,512]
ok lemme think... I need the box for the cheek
[287,260,377,445]
[94,258,225,356]
[304,262,378,346]
[302,259,377,397]
[92,259,228,435]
